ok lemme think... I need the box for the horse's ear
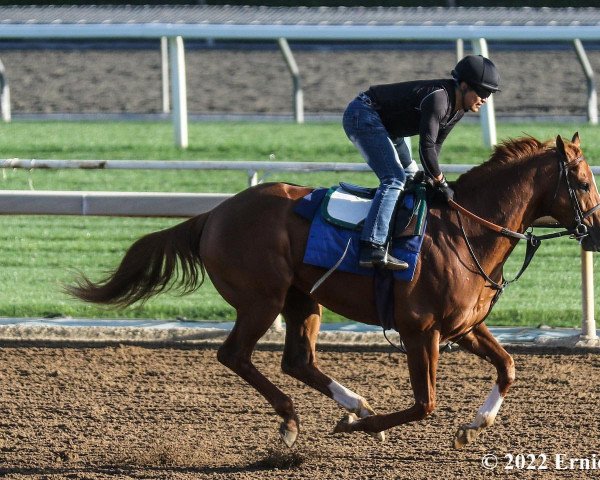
[556,135,567,159]
[572,132,580,146]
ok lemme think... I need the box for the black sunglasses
[469,84,492,99]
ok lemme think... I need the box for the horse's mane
[456,136,553,186]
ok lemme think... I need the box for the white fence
[0,158,596,339]
[1,6,600,147]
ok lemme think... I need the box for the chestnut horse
[68,133,600,448]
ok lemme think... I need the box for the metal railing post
[455,39,464,63]
[248,170,258,187]
[581,249,597,339]
[169,36,188,149]
[0,58,11,122]
[161,37,170,114]
[573,39,598,125]
[278,38,304,124]
[470,38,497,148]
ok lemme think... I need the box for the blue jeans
[343,96,418,246]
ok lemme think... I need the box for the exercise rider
[342,54,501,270]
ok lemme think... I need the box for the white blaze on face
[328,380,370,417]
[471,384,504,428]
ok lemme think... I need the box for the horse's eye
[579,182,590,192]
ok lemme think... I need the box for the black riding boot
[359,242,409,271]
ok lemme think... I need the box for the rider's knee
[380,175,405,189]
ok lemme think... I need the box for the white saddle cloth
[323,188,372,228]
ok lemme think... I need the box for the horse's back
[219,181,311,229]
[199,182,313,270]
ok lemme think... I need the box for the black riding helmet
[451,55,500,98]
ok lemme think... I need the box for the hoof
[333,412,358,434]
[279,420,299,448]
[368,430,386,442]
[356,402,385,442]
[453,424,483,449]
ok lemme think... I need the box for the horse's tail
[67,213,209,307]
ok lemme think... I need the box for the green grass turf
[0,120,598,327]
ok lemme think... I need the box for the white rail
[2,7,600,144]
[0,190,229,217]
[0,158,595,339]
[4,158,600,184]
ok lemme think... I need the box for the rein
[381,153,600,355]
[448,152,600,292]
[452,207,540,291]
[437,154,600,352]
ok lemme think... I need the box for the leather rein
[387,154,600,355]
[450,153,600,293]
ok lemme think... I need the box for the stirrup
[359,243,408,271]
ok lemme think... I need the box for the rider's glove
[434,176,454,203]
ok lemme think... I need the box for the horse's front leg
[334,329,440,435]
[454,322,515,448]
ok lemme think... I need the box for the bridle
[554,154,600,239]
[384,152,600,355]
[452,152,600,293]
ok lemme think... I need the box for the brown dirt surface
[1,46,598,117]
[0,343,599,479]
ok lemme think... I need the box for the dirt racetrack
[2,45,600,118]
[0,342,599,479]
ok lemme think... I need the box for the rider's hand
[434,176,454,203]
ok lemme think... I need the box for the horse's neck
[457,155,554,232]
[452,155,555,272]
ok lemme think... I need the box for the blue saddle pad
[294,187,427,282]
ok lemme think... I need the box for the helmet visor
[468,83,493,99]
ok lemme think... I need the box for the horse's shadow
[0,451,306,476]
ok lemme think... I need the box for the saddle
[293,177,429,280]
[322,179,428,238]
[293,177,430,332]
[294,178,428,330]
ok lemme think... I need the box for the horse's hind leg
[280,287,384,441]
[453,323,515,448]
[333,329,440,436]
[217,298,300,448]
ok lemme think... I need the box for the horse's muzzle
[581,227,600,252]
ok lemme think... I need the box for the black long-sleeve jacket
[366,79,464,179]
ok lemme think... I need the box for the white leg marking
[328,379,370,417]
[471,384,503,428]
